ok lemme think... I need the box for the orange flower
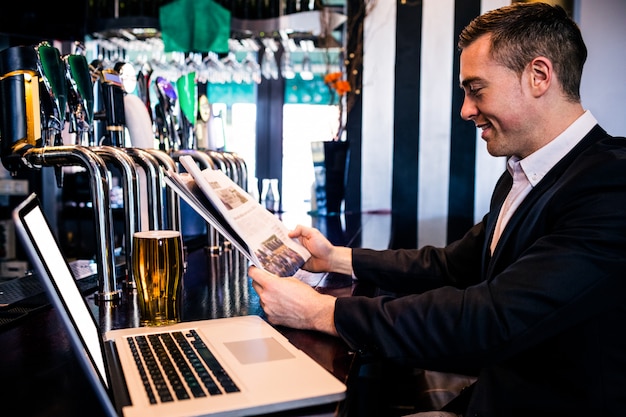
[333,80,352,96]
[324,71,342,84]
[324,71,352,96]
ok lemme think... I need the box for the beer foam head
[134,230,180,239]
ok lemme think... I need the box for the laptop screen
[15,194,109,388]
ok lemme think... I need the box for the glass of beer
[132,230,184,326]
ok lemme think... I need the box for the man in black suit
[249,3,626,416]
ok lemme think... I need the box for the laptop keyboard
[0,270,99,329]
[0,260,98,308]
[0,275,43,307]
[127,329,240,404]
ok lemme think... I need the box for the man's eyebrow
[460,77,481,89]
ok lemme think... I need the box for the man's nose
[460,97,477,121]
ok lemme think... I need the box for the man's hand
[289,225,354,276]
[248,266,338,336]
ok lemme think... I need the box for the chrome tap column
[23,146,120,301]
[64,52,140,284]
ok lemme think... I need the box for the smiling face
[459,35,543,159]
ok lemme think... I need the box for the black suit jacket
[335,125,626,416]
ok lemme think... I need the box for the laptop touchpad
[224,337,295,364]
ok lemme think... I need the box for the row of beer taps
[0,41,248,304]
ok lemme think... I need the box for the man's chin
[485,142,506,158]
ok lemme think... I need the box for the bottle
[261,178,280,213]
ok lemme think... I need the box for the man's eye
[469,86,482,96]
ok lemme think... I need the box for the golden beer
[132,230,183,326]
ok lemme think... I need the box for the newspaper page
[169,155,311,277]
[163,170,251,257]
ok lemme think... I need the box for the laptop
[13,193,346,417]
[0,259,98,308]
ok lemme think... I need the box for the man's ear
[528,56,552,97]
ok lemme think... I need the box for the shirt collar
[518,110,597,187]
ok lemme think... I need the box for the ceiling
[0,1,347,45]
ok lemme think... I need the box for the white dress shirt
[490,110,598,254]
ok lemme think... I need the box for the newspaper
[164,155,311,277]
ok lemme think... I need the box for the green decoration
[159,0,231,54]
[177,72,198,124]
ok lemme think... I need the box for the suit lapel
[483,172,512,265]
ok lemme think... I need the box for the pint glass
[132,230,183,326]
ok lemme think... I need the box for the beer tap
[151,70,231,251]
[0,45,120,302]
[0,45,42,172]
[143,149,182,232]
[207,150,232,178]
[92,147,139,285]
[23,146,120,301]
[169,149,217,251]
[124,147,165,230]
[154,76,180,151]
[176,71,197,151]
[64,53,94,147]
[171,149,215,170]
[35,42,68,187]
[64,52,140,284]
[221,151,247,187]
[165,71,219,249]
[92,64,126,147]
[113,67,182,234]
[88,60,172,235]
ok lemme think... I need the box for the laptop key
[172,331,222,396]
[148,334,190,400]
[189,329,240,394]
[128,337,158,404]
[127,329,241,405]
[161,333,206,398]
[133,335,174,403]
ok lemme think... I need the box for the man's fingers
[248,266,278,287]
[247,266,265,285]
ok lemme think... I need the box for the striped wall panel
[357,0,507,250]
